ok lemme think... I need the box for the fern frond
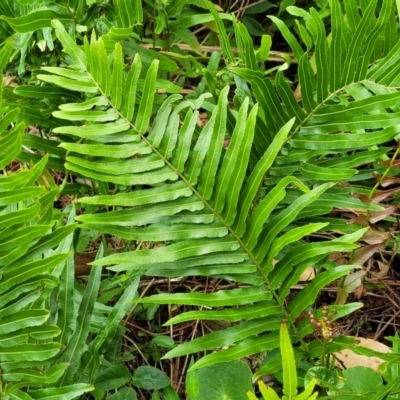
[37,5,400,370]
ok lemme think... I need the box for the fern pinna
[36,0,399,373]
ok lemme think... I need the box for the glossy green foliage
[0,66,93,398]
[4,1,400,396]
[0,40,142,398]
[27,2,400,374]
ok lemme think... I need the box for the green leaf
[37,74,98,93]
[53,109,119,122]
[234,118,295,236]
[308,9,329,103]
[0,187,41,207]
[191,331,280,370]
[298,53,316,113]
[312,91,400,123]
[14,83,75,99]
[65,162,177,185]
[197,86,229,200]
[10,391,34,400]
[205,0,235,63]
[288,265,359,320]
[291,127,397,150]
[0,202,39,229]
[0,122,24,170]
[78,181,191,206]
[94,365,131,390]
[3,364,68,384]
[171,109,199,172]
[108,388,138,400]
[111,42,124,110]
[165,316,281,361]
[57,96,108,111]
[280,321,298,397]
[303,114,400,134]
[82,221,227,241]
[337,367,382,400]
[164,300,280,325]
[59,142,143,159]
[51,19,87,68]
[1,12,71,33]
[0,253,69,289]
[150,335,175,350]
[268,15,304,61]
[76,278,139,382]
[0,170,32,191]
[196,361,252,400]
[254,183,333,266]
[39,67,92,81]
[243,176,313,252]
[0,310,50,335]
[60,247,102,385]
[137,286,270,307]
[135,60,159,134]
[53,120,130,138]
[169,13,232,30]
[77,196,204,227]
[0,40,14,71]
[300,163,357,181]
[29,383,94,400]
[93,236,240,269]
[221,104,259,225]
[132,366,170,390]
[211,98,249,213]
[0,343,60,362]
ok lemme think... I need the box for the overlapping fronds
[36,0,400,369]
[0,41,93,398]
[231,0,399,187]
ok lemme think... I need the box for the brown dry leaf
[294,83,301,100]
[369,205,398,224]
[351,243,383,266]
[379,159,400,168]
[380,176,400,187]
[346,214,369,227]
[361,230,390,245]
[376,260,390,278]
[354,283,365,299]
[58,195,75,209]
[342,270,366,293]
[335,270,366,305]
[75,253,95,276]
[357,188,400,204]
[197,113,208,127]
[3,75,17,87]
[299,267,315,281]
[329,252,348,265]
[335,337,391,371]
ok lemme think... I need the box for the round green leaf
[132,366,170,390]
[337,366,382,400]
[108,387,138,400]
[197,361,252,400]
